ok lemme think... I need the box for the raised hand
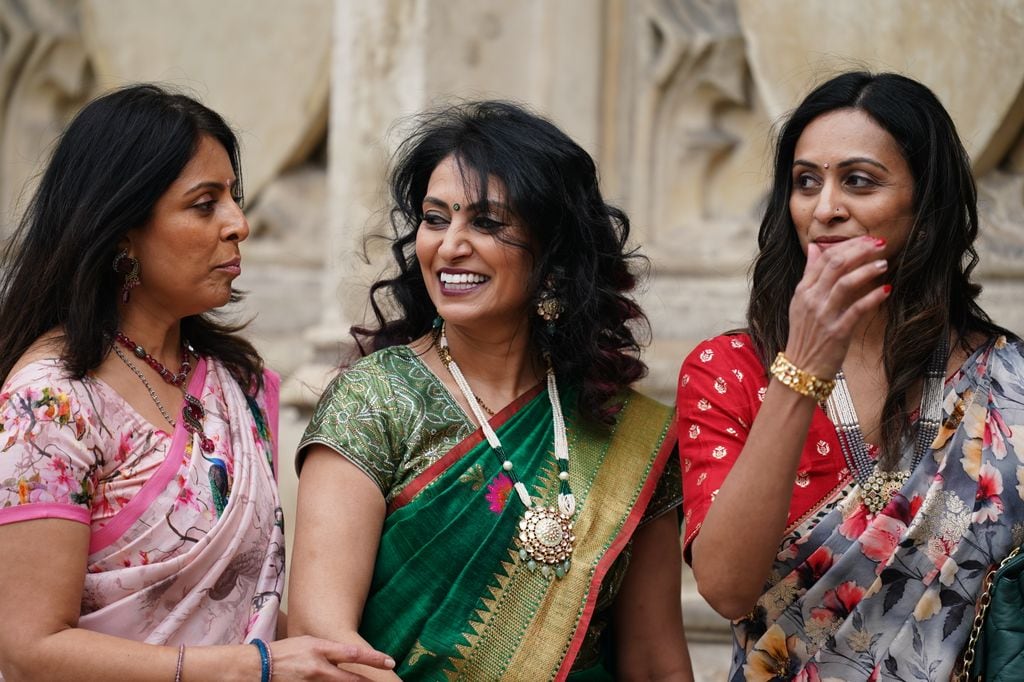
[784,236,892,379]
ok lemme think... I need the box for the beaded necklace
[823,340,947,515]
[112,331,215,453]
[436,323,575,579]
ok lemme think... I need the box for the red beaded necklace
[113,331,215,453]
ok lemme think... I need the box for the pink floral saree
[0,356,283,649]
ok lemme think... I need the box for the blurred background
[3,1,1023,677]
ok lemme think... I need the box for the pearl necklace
[437,323,576,579]
[823,340,947,515]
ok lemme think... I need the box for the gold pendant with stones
[859,469,910,515]
[517,506,575,579]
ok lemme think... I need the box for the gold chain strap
[954,545,1023,681]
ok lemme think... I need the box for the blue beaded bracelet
[251,639,272,682]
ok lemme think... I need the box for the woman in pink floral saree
[678,72,1024,681]
[0,85,393,682]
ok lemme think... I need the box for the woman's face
[125,134,249,319]
[415,155,534,333]
[789,108,915,262]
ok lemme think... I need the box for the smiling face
[415,155,535,333]
[124,134,249,319]
[789,108,916,261]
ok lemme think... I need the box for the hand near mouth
[785,235,892,379]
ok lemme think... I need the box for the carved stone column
[0,0,91,237]
[294,0,605,406]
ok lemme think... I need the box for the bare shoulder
[7,329,66,378]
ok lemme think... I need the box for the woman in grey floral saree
[677,71,1023,681]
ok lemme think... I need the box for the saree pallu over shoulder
[363,386,676,681]
[80,361,281,645]
[733,337,1024,681]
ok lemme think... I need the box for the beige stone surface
[601,0,772,276]
[80,0,331,199]
[0,0,91,235]
[737,0,1024,175]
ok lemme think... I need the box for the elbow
[692,565,760,621]
[696,582,758,621]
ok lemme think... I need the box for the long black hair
[0,84,262,389]
[353,100,649,425]
[748,71,1011,467]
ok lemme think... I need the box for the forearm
[2,628,259,682]
[691,379,816,618]
[613,513,693,681]
[287,448,399,680]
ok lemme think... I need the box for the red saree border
[88,357,208,554]
[388,382,545,514]
[555,419,678,681]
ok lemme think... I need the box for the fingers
[322,642,396,670]
[786,237,892,376]
[335,672,375,682]
[802,236,887,293]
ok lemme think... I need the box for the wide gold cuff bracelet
[769,352,836,402]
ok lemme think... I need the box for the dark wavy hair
[353,100,649,425]
[0,84,262,389]
[748,71,1011,468]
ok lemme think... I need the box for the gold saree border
[445,391,676,680]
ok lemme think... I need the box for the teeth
[439,272,488,285]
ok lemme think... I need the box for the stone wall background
[3,1,1023,678]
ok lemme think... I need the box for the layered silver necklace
[436,323,576,579]
[824,340,947,515]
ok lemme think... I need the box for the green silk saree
[360,383,676,680]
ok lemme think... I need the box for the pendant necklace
[436,323,575,579]
[112,331,216,454]
[823,339,947,515]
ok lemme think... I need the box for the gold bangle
[769,352,835,402]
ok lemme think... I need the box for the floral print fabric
[678,334,1024,680]
[1,359,173,529]
[0,357,282,648]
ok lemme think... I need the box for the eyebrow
[423,196,510,213]
[792,157,890,172]
[183,179,238,196]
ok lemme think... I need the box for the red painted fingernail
[874,237,886,247]
[883,284,893,294]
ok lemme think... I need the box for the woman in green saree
[287,102,694,680]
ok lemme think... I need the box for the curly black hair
[352,100,649,425]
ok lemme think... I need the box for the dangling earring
[113,250,141,303]
[536,275,564,332]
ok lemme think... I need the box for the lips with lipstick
[813,236,851,250]
[439,270,490,292]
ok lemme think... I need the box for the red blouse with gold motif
[675,333,854,559]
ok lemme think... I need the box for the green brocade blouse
[298,345,681,674]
